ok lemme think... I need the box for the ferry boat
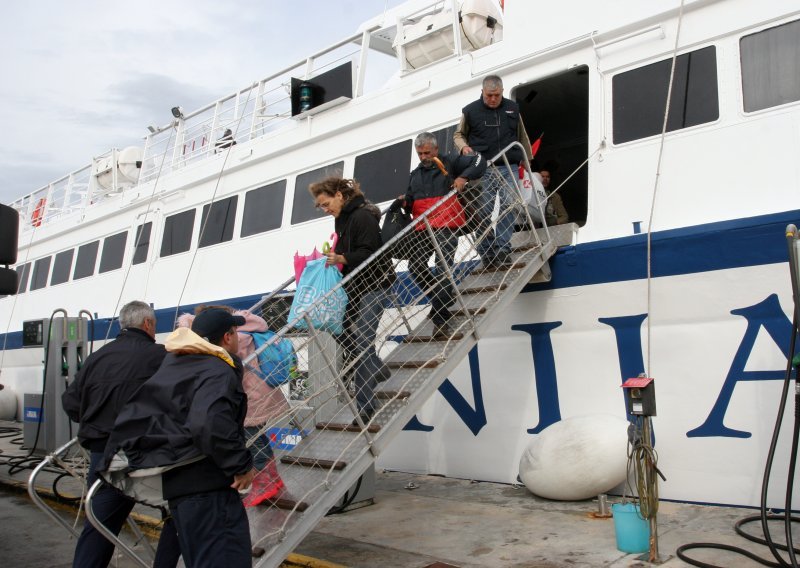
[2,0,799,513]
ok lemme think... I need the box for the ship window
[430,125,459,156]
[132,222,152,265]
[241,180,286,237]
[99,231,128,273]
[740,19,800,112]
[50,249,74,285]
[291,162,345,224]
[30,257,52,291]
[73,241,99,280]
[16,263,31,293]
[612,46,719,144]
[353,140,412,205]
[199,196,238,248]
[161,210,196,257]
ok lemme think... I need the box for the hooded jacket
[62,327,166,452]
[102,327,252,500]
[177,311,289,427]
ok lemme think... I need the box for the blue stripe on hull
[525,209,800,292]
[2,210,798,350]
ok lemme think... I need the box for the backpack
[247,331,297,388]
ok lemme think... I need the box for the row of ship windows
[8,19,799,296]
[9,131,424,295]
[613,18,800,144]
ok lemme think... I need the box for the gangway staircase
[243,148,570,567]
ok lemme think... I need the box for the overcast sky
[0,1,407,205]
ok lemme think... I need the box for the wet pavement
[1,419,796,567]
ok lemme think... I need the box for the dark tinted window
[161,210,195,257]
[353,140,412,205]
[430,125,459,156]
[199,196,238,248]
[291,162,344,224]
[99,231,127,273]
[741,20,800,112]
[74,241,99,280]
[132,222,152,265]
[50,249,74,285]
[613,46,718,144]
[30,257,51,290]
[241,180,286,237]
[16,263,31,293]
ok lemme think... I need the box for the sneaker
[431,319,451,338]
[242,468,285,508]
[493,250,512,267]
[351,408,374,426]
[376,362,392,383]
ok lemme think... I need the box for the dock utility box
[393,0,503,70]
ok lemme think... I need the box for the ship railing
[138,25,392,183]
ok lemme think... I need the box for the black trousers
[408,229,459,324]
[72,452,181,568]
[169,488,251,568]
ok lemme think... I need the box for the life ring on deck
[31,198,46,227]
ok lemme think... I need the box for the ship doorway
[515,66,589,226]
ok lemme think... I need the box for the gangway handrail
[28,436,156,566]
[27,437,83,538]
[85,478,152,568]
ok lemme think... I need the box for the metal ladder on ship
[68,142,575,567]
[241,143,571,567]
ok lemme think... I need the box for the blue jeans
[169,489,251,568]
[73,452,181,568]
[342,288,389,413]
[475,165,517,259]
[244,425,275,471]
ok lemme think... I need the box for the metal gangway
[29,143,574,567]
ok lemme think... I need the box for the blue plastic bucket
[611,503,650,553]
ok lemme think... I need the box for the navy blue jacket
[62,327,166,452]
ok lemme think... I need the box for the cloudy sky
[0,1,406,205]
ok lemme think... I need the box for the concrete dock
[0,420,794,567]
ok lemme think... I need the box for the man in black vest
[454,74,532,267]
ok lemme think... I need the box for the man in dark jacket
[405,131,485,336]
[454,74,532,267]
[102,307,255,568]
[62,300,179,568]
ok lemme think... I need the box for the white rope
[104,126,177,341]
[172,85,256,324]
[645,0,687,376]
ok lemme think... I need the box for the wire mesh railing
[236,146,555,563]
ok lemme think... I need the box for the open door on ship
[514,65,589,226]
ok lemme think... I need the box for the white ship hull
[2,0,799,508]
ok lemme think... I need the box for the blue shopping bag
[246,330,297,387]
[287,257,348,335]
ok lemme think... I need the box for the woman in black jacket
[309,177,395,423]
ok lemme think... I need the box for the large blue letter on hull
[688,295,795,438]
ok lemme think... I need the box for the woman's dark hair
[308,177,363,203]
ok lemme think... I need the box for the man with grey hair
[63,300,178,568]
[454,74,532,267]
[403,131,485,336]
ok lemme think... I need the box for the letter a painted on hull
[688,295,795,438]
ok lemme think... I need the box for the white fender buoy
[519,414,629,500]
[0,388,18,421]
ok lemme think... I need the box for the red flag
[531,133,543,158]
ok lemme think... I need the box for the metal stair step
[316,421,381,434]
[280,456,347,471]
[375,390,411,400]
[386,359,441,369]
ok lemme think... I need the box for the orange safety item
[31,198,46,227]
